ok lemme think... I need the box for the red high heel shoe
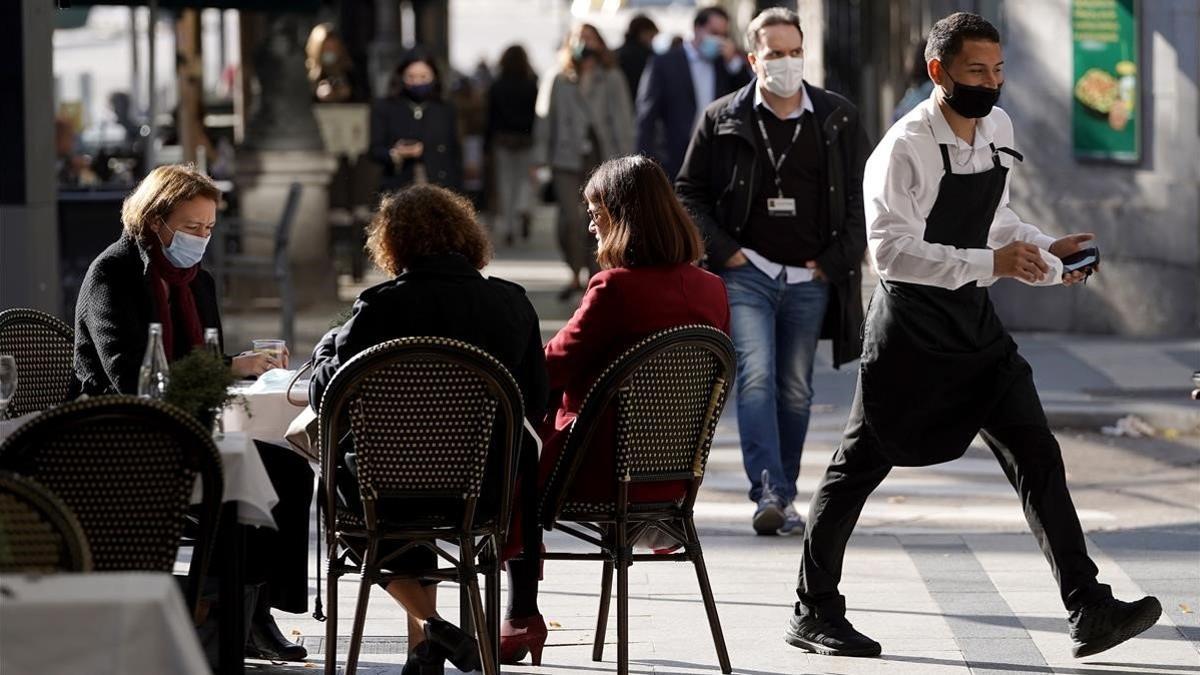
[499,614,548,666]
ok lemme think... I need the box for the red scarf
[148,246,203,358]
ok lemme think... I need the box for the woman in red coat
[501,155,730,665]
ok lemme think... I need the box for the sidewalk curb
[1044,399,1200,433]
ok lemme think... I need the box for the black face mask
[943,73,1001,118]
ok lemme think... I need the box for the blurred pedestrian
[535,23,634,301]
[636,5,751,179]
[615,14,659,101]
[676,7,869,537]
[370,49,464,192]
[890,39,934,123]
[487,45,539,247]
[307,23,375,281]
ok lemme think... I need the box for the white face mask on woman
[759,56,805,98]
[157,226,210,268]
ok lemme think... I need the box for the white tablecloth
[194,431,278,529]
[0,572,209,675]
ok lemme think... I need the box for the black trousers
[245,440,315,614]
[796,370,1109,614]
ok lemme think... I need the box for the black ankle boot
[423,616,480,672]
[784,600,881,657]
[1069,595,1161,657]
[401,641,445,675]
[246,604,308,662]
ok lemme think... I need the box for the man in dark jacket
[636,5,751,179]
[615,14,658,101]
[676,7,869,537]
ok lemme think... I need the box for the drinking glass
[252,339,287,367]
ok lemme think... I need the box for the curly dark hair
[925,12,1000,66]
[366,185,493,275]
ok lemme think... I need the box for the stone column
[368,0,404,98]
[1,0,61,316]
[236,12,337,305]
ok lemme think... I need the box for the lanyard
[754,108,804,197]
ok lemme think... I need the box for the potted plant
[165,349,247,431]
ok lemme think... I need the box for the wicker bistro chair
[317,337,525,675]
[0,396,223,618]
[0,308,76,419]
[538,325,736,675]
[0,470,93,573]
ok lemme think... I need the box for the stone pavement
[249,402,1199,675]
[229,207,1198,674]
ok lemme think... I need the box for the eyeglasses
[586,207,601,223]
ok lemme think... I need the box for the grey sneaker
[752,469,785,535]
[778,502,805,536]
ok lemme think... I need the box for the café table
[0,413,278,675]
[224,369,316,463]
[0,572,210,675]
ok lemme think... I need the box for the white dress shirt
[863,91,1063,290]
[743,84,820,284]
[683,41,746,124]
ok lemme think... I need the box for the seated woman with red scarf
[73,164,314,663]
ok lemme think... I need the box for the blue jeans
[719,263,829,504]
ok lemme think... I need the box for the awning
[63,1,320,10]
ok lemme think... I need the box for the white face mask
[759,56,805,97]
[157,226,210,268]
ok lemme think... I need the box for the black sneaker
[752,469,785,535]
[1069,595,1161,658]
[784,601,881,657]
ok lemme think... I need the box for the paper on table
[239,368,296,394]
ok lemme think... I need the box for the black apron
[859,141,1030,466]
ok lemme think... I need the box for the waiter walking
[783,12,1161,659]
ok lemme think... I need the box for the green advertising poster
[1072,0,1140,162]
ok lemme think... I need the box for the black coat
[309,254,547,421]
[616,41,653,101]
[73,236,225,396]
[636,47,752,179]
[485,76,538,144]
[675,81,871,368]
[369,95,464,192]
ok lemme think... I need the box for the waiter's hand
[994,241,1050,283]
[724,250,749,268]
[805,261,827,281]
[1050,233,1098,286]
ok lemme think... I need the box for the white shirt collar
[923,88,996,150]
[754,82,814,120]
[683,40,703,64]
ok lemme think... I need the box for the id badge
[767,197,797,217]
